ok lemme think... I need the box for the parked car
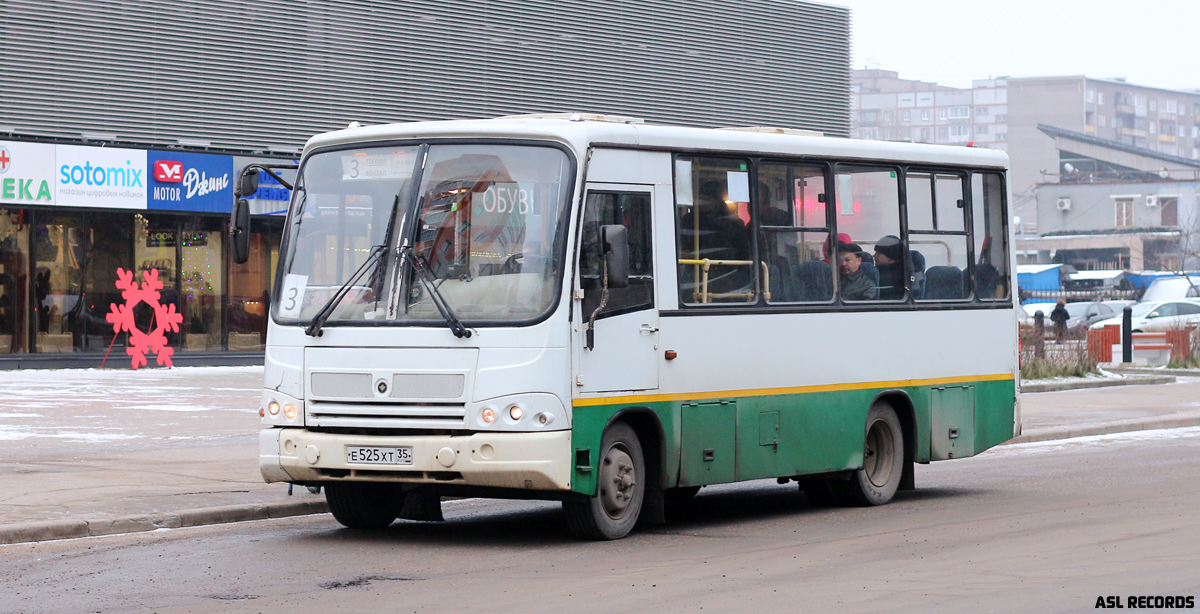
[1089,299,1200,332]
[1019,302,1058,326]
[1020,301,1114,332]
[1064,301,1118,331]
[1142,276,1200,301]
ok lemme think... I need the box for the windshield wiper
[402,245,472,338]
[304,244,387,337]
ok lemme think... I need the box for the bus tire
[325,482,407,529]
[836,402,904,506]
[564,422,645,540]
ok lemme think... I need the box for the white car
[1088,299,1200,332]
[1019,302,1059,325]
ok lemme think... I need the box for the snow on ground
[0,366,265,448]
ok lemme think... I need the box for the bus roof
[303,115,1010,170]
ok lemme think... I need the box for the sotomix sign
[55,145,147,209]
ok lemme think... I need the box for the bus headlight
[268,400,280,415]
[469,394,567,431]
[283,404,297,419]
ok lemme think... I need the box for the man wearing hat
[873,235,906,300]
[837,243,877,300]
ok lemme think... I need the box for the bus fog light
[283,403,297,419]
[536,412,553,425]
[509,405,524,421]
[482,407,496,423]
[268,400,280,415]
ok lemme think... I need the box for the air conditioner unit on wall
[1056,197,1072,211]
[1145,195,1158,207]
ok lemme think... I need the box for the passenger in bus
[821,233,853,264]
[837,243,877,300]
[680,180,751,297]
[873,235,906,300]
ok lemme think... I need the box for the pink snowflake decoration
[106,268,184,369]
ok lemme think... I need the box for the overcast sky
[831,0,1200,92]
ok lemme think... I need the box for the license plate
[345,446,414,465]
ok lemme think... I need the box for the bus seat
[792,260,832,301]
[975,262,1000,298]
[924,265,964,300]
[910,250,926,299]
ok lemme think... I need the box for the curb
[1021,375,1176,393]
[0,499,328,546]
[1008,412,1200,444]
[1107,367,1200,377]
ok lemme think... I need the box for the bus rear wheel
[835,402,904,506]
[325,482,407,529]
[564,422,645,540]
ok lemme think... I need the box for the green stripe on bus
[569,378,1016,496]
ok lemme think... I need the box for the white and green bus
[240,114,1020,540]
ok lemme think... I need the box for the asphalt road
[3,427,1199,614]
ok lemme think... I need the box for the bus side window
[972,173,1010,300]
[580,192,654,319]
[909,171,970,301]
[756,162,833,303]
[675,156,753,304]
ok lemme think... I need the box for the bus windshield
[277,142,573,326]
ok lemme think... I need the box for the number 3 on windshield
[279,274,308,318]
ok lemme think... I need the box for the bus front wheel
[836,402,904,506]
[564,422,645,540]
[325,482,407,529]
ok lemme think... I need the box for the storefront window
[34,212,133,352]
[0,209,30,354]
[179,216,224,351]
[134,214,181,350]
[229,217,283,351]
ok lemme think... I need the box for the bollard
[1122,306,1133,364]
[1034,311,1046,359]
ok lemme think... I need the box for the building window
[949,106,970,119]
[1099,115,1107,128]
[1097,92,1104,105]
[883,111,894,123]
[902,110,911,122]
[975,106,989,116]
[1160,197,1178,227]
[995,114,1007,121]
[1086,90,1095,102]
[976,125,989,134]
[950,125,970,137]
[921,109,931,121]
[937,127,949,140]
[996,133,1007,141]
[937,109,948,120]
[1167,100,1178,114]
[1115,198,1134,228]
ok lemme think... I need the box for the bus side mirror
[231,198,251,264]
[238,169,260,198]
[601,225,629,289]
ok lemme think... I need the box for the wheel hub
[599,446,637,518]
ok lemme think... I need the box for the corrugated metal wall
[0,0,850,152]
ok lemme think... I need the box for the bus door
[576,186,658,392]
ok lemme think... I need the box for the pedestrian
[1050,299,1069,342]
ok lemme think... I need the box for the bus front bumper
[260,428,573,491]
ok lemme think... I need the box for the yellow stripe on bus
[571,373,1015,408]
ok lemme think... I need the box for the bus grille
[306,402,466,430]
